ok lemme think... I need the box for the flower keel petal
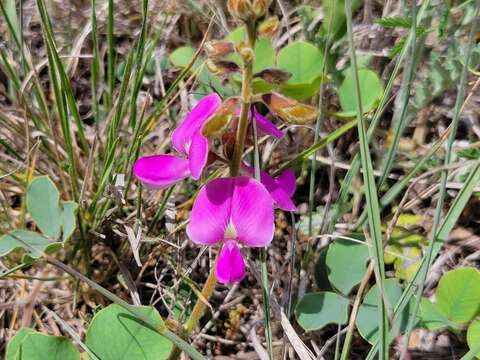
[216,240,246,284]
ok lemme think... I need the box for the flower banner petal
[133,154,190,189]
[216,240,246,284]
[172,93,221,155]
[231,176,274,247]
[186,178,233,245]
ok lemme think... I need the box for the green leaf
[6,328,80,360]
[314,247,333,291]
[325,238,369,295]
[419,298,458,331]
[277,41,324,100]
[0,230,61,258]
[337,68,383,117]
[62,202,78,242]
[467,319,480,359]
[356,279,414,344]
[85,304,173,360]
[169,46,198,68]
[435,267,480,324]
[295,292,349,331]
[376,16,412,29]
[27,176,63,239]
[321,0,362,40]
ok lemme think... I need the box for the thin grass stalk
[377,1,418,187]
[400,6,480,356]
[90,0,101,126]
[106,0,114,110]
[344,0,388,357]
[252,112,274,360]
[331,0,431,227]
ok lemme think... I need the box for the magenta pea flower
[186,176,274,284]
[242,164,297,211]
[133,93,222,188]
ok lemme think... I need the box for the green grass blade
[106,0,115,110]
[331,0,431,227]
[344,0,388,357]
[400,7,480,357]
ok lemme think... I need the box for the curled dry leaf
[254,68,292,85]
[262,92,318,124]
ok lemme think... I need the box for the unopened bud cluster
[227,0,271,22]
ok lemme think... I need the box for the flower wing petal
[231,176,274,247]
[253,108,284,139]
[188,131,209,180]
[186,178,233,245]
[277,168,296,197]
[172,93,221,155]
[133,154,190,189]
[216,240,246,284]
[260,171,297,211]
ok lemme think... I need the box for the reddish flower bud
[262,92,318,124]
[205,40,235,60]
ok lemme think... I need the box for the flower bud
[205,40,235,60]
[262,92,318,124]
[254,68,291,85]
[258,16,280,38]
[206,59,240,76]
[236,42,255,65]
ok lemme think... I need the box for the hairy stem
[230,20,256,176]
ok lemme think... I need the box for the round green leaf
[27,176,63,239]
[295,292,349,331]
[436,267,480,324]
[314,247,333,291]
[6,328,80,360]
[277,41,324,100]
[85,304,173,360]
[326,239,369,295]
[0,230,59,258]
[419,297,458,330]
[467,319,480,359]
[337,68,383,117]
[169,46,197,68]
[356,279,414,344]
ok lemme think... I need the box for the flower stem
[230,20,256,177]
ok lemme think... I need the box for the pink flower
[242,165,297,211]
[250,107,284,139]
[133,93,222,188]
[186,176,274,284]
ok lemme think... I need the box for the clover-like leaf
[467,319,480,359]
[435,267,480,324]
[356,279,416,344]
[337,68,383,118]
[326,238,369,295]
[85,304,172,360]
[277,41,324,100]
[27,176,63,239]
[295,292,349,331]
[6,328,80,360]
[0,230,61,259]
[419,297,459,331]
